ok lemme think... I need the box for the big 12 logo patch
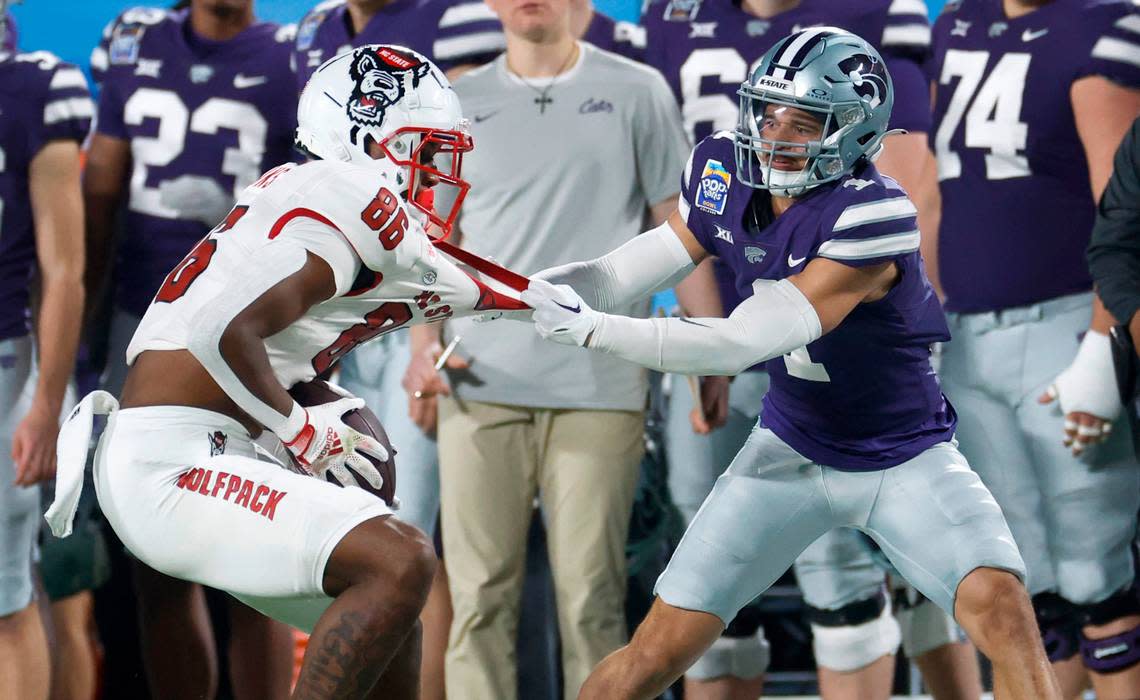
[696,159,731,215]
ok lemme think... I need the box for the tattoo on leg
[294,611,390,699]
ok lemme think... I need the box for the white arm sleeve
[185,241,310,437]
[589,278,822,375]
[535,221,695,312]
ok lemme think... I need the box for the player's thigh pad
[862,440,1026,616]
[0,336,38,615]
[94,406,392,606]
[655,427,837,625]
[794,528,886,610]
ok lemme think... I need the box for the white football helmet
[296,44,473,238]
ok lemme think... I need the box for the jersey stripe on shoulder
[439,1,497,27]
[818,230,920,261]
[832,196,917,231]
[49,66,87,89]
[44,96,94,125]
[882,0,932,49]
[433,0,505,64]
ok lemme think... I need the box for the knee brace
[686,629,770,681]
[808,589,900,672]
[1081,625,1140,674]
[1033,592,1080,663]
[894,589,964,658]
[1074,588,1140,673]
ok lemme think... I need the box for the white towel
[44,390,118,537]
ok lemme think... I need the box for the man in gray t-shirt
[405,1,687,695]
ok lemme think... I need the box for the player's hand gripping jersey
[126,156,516,390]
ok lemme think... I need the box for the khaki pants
[438,398,644,700]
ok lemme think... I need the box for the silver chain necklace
[508,43,579,115]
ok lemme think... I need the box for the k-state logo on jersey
[696,159,731,215]
[347,46,431,129]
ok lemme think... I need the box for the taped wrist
[590,278,821,375]
[535,221,694,312]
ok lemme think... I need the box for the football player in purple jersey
[292,0,510,90]
[638,2,977,698]
[83,2,298,697]
[522,28,1062,700]
[0,7,90,698]
[929,1,1140,697]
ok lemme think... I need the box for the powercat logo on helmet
[347,46,431,128]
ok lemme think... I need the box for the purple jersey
[930,0,1140,313]
[680,133,954,471]
[583,10,647,61]
[0,52,92,340]
[293,0,506,92]
[90,7,298,317]
[643,0,933,319]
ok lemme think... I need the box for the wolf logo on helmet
[295,44,474,238]
[347,46,432,129]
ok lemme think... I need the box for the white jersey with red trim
[126,158,519,389]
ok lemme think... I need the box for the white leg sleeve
[534,221,695,312]
[811,601,902,672]
[686,629,771,681]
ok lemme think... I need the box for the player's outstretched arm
[523,258,895,376]
[532,210,707,312]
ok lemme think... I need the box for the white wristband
[270,401,308,442]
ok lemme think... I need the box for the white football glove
[277,397,390,490]
[521,278,601,347]
[1041,330,1121,451]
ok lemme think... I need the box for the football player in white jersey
[46,44,524,698]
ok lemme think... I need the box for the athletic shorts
[93,405,391,631]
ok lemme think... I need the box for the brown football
[287,379,397,506]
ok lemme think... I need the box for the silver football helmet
[735,28,896,197]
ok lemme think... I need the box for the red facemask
[378,126,473,240]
